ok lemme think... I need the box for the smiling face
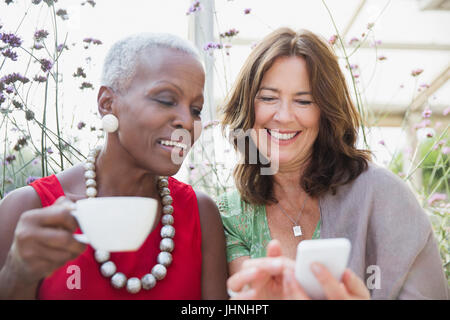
[252,55,320,170]
[107,47,205,176]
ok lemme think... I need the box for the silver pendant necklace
[276,194,308,237]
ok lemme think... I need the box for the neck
[271,163,309,210]
[94,139,160,199]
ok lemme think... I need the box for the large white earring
[102,114,119,133]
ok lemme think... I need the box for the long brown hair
[221,28,371,205]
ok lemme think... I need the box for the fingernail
[311,262,322,275]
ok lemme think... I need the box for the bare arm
[196,191,228,299]
[0,188,85,299]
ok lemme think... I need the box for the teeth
[159,140,187,150]
[268,130,298,140]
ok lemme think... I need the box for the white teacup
[71,197,158,252]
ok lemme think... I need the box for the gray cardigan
[319,163,448,299]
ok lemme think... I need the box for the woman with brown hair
[218,28,448,299]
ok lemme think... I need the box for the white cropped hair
[100,33,202,92]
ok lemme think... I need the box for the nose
[172,104,194,132]
[273,99,295,123]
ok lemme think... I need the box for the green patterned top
[217,190,321,263]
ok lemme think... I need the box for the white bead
[159,187,170,197]
[157,252,172,267]
[160,238,174,252]
[111,272,127,289]
[84,170,96,179]
[126,277,141,294]
[86,187,97,198]
[86,156,96,163]
[102,114,119,133]
[161,225,175,239]
[161,214,174,225]
[151,264,167,280]
[162,205,173,215]
[94,250,110,263]
[84,162,95,171]
[162,195,173,206]
[100,261,116,277]
[86,179,97,188]
[141,274,156,290]
[158,178,169,188]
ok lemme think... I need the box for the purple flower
[442,147,450,155]
[92,39,102,45]
[34,29,49,41]
[411,68,423,77]
[1,72,29,85]
[370,40,382,47]
[46,147,53,154]
[244,8,251,14]
[220,28,239,39]
[5,154,16,164]
[203,42,223,55]
[422,107,432,118]
[428,193,447,206]
[25,109,35,121]
[57,43,68,52]
[443,106,450,116]
[0,93,5,105]
[186,0,201,15]
[348,37,359,45]
[77,121,86,130]
[33,43,44,50]
[413,119,431,130]
[56,9,68,20]
[81,0,96,7]
[26,176,39,185]
[73,67,86,78]
[33,74,48,83]
[328,35,337,45]
[79,82,93,90]
[2,48,18,61]
[0,32,23,48]
[378,140,385,146]
[5,85,14,94]
[39,58,53,72]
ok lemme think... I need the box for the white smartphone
[294,238,351,299]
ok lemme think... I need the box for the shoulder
[0,185,42,213]
[340,162,415,202]
[217,189,256,218]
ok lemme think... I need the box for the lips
[266,128,301,141]
[157,139,188,150]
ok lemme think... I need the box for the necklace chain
[276,194,308,237]
[84,146,175,294]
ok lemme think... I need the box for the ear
[97,86,116,117]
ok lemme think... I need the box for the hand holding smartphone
[294,238,351,299]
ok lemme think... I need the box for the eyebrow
[152,80,184,94]
[151,80,204,102]
[259,87,311,96]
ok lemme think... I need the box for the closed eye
[295,100,312,105]
[153,99,176,106]
[257,96,277,102]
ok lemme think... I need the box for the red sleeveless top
[30,175,202,300]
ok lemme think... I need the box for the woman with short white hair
[0,33,228,300]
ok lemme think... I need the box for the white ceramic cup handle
[71,208,90,244]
